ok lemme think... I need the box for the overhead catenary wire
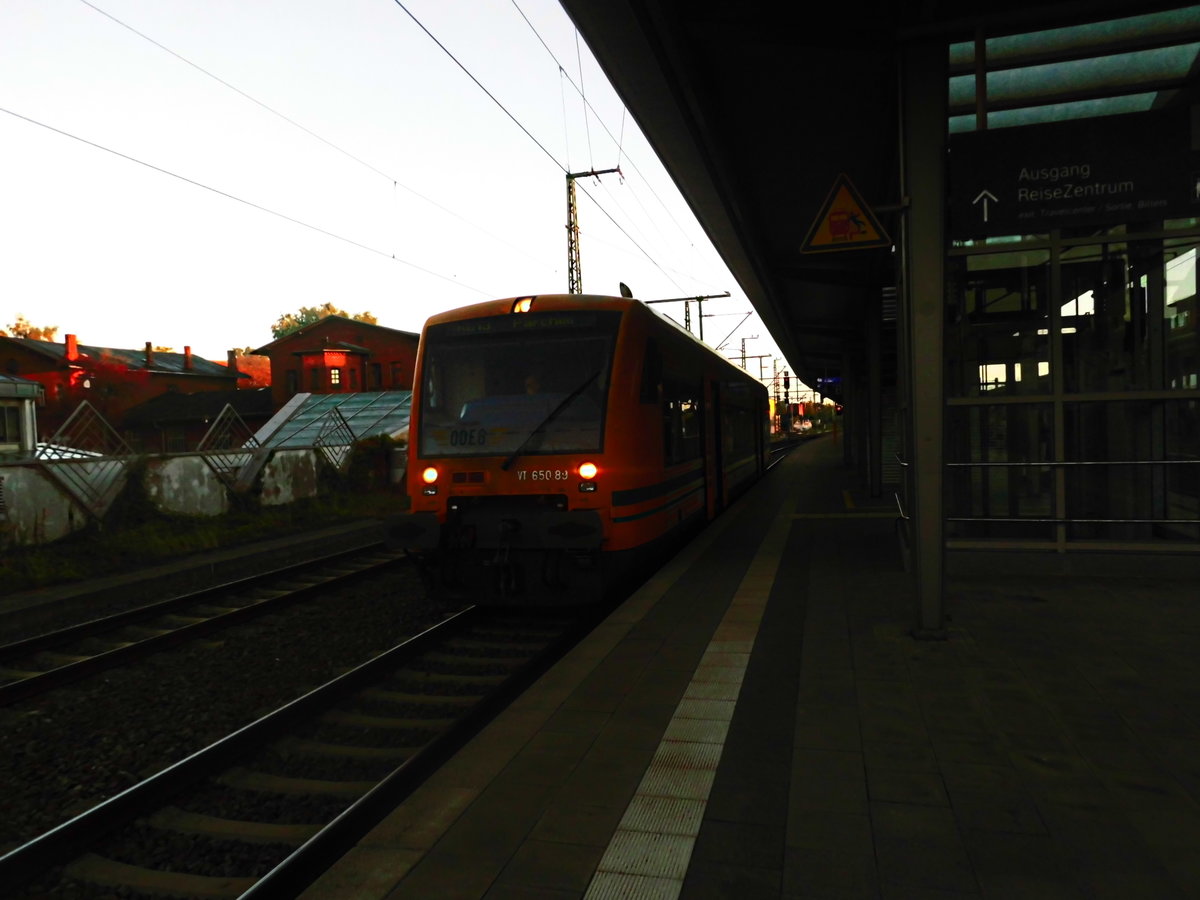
[0,105,493,298]
[575,28,595,168]
[76,0,557,273]
[67,0,723,318]
[510,0,698,249]
[79,0,706,306]
[388,1,682,291]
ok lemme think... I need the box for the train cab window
[418,310,621,458]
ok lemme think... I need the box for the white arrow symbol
[972,189,998,222]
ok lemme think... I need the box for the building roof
[123,387,275,426]
[1,336,248,379]
[0,372,45,399]
[254,390,412,448]
[251,315,420,355]
[289,340,374,356]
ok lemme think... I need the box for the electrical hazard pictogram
[800,173,890,253]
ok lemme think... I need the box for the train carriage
[387,293,769,604]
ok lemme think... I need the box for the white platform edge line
[585,494,796,892]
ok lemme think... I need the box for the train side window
[662,379,702,465]
[640,339,662,403]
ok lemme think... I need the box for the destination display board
[948,107,1200,239]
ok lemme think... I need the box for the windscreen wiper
[500,368,600,471]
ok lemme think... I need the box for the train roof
[422,294,762,387]
[421,293,635,327]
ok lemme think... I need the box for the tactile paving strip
[584,495,796,899]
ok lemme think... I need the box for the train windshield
[418,309,621,458]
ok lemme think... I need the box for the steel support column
[867,290,883,497]
[900,39,947,638]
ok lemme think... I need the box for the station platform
[303,435,1200,900]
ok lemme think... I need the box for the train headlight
[578,461,598,492]
[512,297,535,313]
[421,466,439,495]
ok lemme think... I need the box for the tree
[2,315,59,341]
[270,302,377,339]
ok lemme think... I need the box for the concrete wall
[260,449,320,506]
[0,465,89,545]
[0,446,330,548]
[143,456,230,517]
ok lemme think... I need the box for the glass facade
[946,230,1200,546]
[942,9,1200,551]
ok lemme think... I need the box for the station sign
[948,107,1200,239]
[801,174,891,252]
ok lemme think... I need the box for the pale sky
[1,0,788,386]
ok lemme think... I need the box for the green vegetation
[270,302,377,339]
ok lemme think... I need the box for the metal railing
[894,455,1200,527]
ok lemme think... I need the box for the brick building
[122,387,275,454]
[0,335,248,440]
[252,316,419,410]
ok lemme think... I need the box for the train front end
[388,296,621,604]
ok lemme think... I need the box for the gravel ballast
[0,561,458,854]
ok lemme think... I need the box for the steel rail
[0,545,404,706]
[0,606,483,892]
[241,604,603,898]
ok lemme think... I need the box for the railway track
[0,546,406,706]
[1,603,594,898]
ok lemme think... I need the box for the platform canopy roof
[559,0,1200,397]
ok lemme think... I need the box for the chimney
[227,350,240,389]
[144,341,154,368]
[184,346,193,370]
[65,334,79,361]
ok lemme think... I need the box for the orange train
[386,293,770,604]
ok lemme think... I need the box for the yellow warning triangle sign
[800,174,890,253]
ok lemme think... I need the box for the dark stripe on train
[611,485,705,523]
[611,466,704,508]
